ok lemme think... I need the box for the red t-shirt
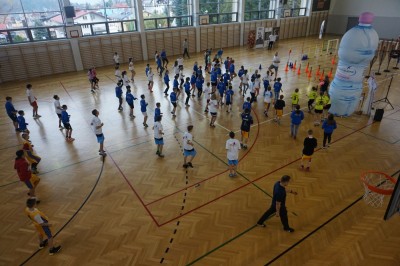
[14,158,31,182]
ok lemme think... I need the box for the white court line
[188,104,232,132]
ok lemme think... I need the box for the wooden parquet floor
[0,35,399,266]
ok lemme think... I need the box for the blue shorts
[184,149,197,157]
[155,138,164,145]
[228,159,238,166]
[24,179,34,189]
[42,225,52,238]
[96,134,104,144]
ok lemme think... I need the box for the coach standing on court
[183,39,190,59]
[256,175,297,232]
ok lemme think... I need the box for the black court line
[19,156,106,265]
[336,122,397,145]
[264,169,400,265]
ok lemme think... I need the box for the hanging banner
[255,27,265,49]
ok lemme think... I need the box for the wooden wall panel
[146,32,156,60]
[172,30,180,56]
[0,40,75,82]
[0,49,13,82]
[233,25,240,46]
[91,39,104,67]
[310,11,328,36]
[208,28,215,49]
[188,29,196,53]
[130,34,143,62]
[164,31,173,59]
[214,26,221,49]
[200,28,208,51]
[79,40,94,69]
[221,26,228,48]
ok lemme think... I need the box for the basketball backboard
[384,173,400,220]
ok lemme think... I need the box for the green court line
[193,140,272,198]
[186,224,257,266]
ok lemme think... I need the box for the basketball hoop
[360,171,396,208]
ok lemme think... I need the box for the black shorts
[323,104,331,110]
[211,81,217,87]
[315,109,323,114]
[8,114,17,122]
[210,112,217,117]
[57,113,61,118]
[226,101,232,105]
[63,123,72,130]
[172,102,177,107]
[128,103,134,109]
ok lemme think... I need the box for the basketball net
[361,171,396,208]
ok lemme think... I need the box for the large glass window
[244,0,275,21]
[142,0,193,30]
[0,0,137,43]
[199,0,238,24]
[281,0,307,17]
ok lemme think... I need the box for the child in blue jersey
[243,97,252,111]
[190,72,197,96]
[273,77,283,101]
[211,69,218,89]
[17,110,29,133]
[217,48,223,59]
[145,64,150,76]
[217,78,226,106]
[263,72,270,91]
[238,66,245,89]
[126,88,137,118]
[61,105,74,141]
[115,82,123,111]
[163,70,170,96]
[193,62,198,77]
[140,95,148,128]
[173,74,180,99]
[156,55,163,76]
[196,75,204,98]
[224,57,230,73]
[229,60,237,78]
[322,114,337,148]
[197,65,203,77]
[223,72,230,86]
[240,108,253,149]
[154,102,163,122]
[225,85,234,113]
[170,88,177,117]
[184,77,191,107]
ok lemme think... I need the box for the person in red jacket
[14,150,40,202]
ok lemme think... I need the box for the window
[244,0,275,21]
[199,0,238,24]
[142,0,193,30]
[281,0,307,17]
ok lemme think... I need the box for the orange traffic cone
[328,68,333,79]
[293,60,297,70]
[331,55,336,65]
[319,70,324,81]
[297,64,301,75]
[315,65,320,77]
[308,67,312,79]
[284,62,289,72]
[305,62,309,73]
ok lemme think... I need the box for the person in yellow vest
[307,87,318,113]
[291,88,300,111]
[21,133,41,174]
[322,91,331,119]
[314,92,325,126]
[25,198,61,255]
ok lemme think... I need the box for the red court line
[156,119,377,226]
[144,107,261,207]
[107,152,161,226]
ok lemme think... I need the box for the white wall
[327,0,400,39]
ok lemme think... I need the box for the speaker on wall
[65,6,76,18]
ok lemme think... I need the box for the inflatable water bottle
[329,12,379,116]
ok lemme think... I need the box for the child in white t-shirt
[226,131,241,177]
